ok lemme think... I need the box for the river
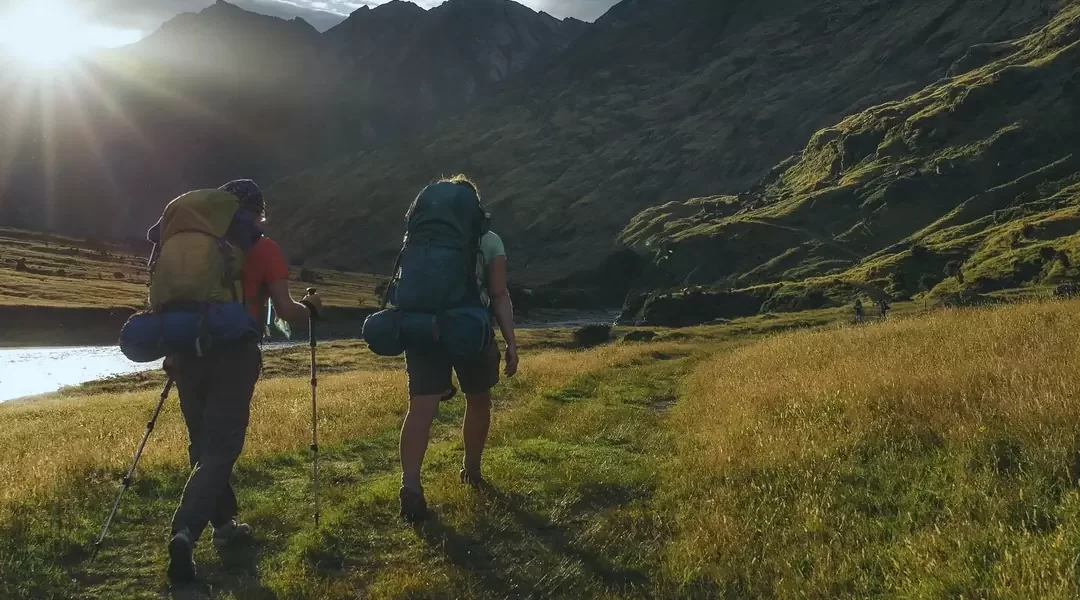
[0,342,308,403]
[0,310,619,403]
[0,346,158,403]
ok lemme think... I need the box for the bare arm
[487,255,518,376]
[267,280,316,326]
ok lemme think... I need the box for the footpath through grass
[5,301,1080,598]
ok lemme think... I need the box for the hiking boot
[459,468,487,490]
[212,519,253,548]
[167,529,196,584]
[399,486,428,523]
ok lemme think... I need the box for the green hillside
[0,228,385,346]
[269,0,1055,286]
[621,1,1080,322]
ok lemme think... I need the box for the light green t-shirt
[476,231,506,307]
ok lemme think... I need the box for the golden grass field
[4,300,1080,598]
[0,227,386,310]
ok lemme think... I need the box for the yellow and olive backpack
[119,189,261,362]
[149,189,246,310]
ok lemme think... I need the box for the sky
[80,0,621,43]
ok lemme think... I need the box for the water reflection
[0,342,303,403]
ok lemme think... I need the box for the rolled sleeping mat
[362,307,493,358]
[119,303,259,363]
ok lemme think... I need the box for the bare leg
[399,394,441,491]
[463,392,492,475]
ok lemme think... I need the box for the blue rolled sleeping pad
[119,302,260,363]
[363,306,493,358]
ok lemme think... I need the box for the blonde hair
[438,174,480,201]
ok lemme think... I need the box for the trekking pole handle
[302,288,320,326]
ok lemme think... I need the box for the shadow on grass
[415,483,649,598]
[166,540,277,600]
[488,487,649,590]
[414,516,513,593]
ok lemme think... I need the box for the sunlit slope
[666,299,1080,596]
[626,2,1080,304]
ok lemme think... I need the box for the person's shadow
[165,541,276,599]
[414,483,649,597]
[414,511,516,595]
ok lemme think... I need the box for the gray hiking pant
[170,342,261,539]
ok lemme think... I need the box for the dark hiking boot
[167,529,196,584]
[459,469,487,490]
[212,519,253,548]
[399,486,428,523]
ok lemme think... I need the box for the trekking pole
[304,287,320,527]
[91,377,174,560]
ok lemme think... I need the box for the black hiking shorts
[405,336,500,397]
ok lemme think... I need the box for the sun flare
[0,1,141,71]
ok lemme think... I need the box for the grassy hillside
[0,228,385,311]
[0,228,386,346]
[269,0,1055,285]
[5,298,1080,597]
[624,1,1080,313]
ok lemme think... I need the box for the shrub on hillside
[299,268,322,284]
[945,261,965,283]
[760,286,833,313]
[1058,250,1072,268]
[1055,283,1079,297]
[573,324,613,349]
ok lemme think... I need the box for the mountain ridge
[0,0,587,239]
[268,0,1058,287]
[618,1,1080,324]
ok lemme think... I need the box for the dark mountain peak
[288,16,318,34]
[150,0,322,43]
[372,0,426,17]
[595,0,679,28]
[325,0,426,50]
[201,0,248,18]
[436,0,544,18]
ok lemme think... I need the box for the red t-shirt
[243,238,290,320]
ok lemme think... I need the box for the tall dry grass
[665,300,1080,598]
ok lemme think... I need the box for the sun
[0,1,140,72]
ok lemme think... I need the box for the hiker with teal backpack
[363,175,519,522]
[118,180,322,585]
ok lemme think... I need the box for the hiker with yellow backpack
[118,180,321,584]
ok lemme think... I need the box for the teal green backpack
[362,181,494,358]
